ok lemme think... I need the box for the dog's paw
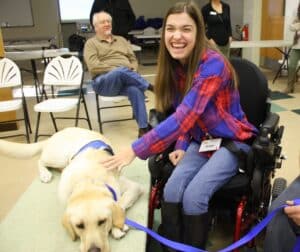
[111,227,127,239]
[122,224,129,232]
[39,169,52,183]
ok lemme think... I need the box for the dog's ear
[62,211,77,241]
[111,202,125,229]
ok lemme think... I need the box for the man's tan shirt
[84,35,138,79]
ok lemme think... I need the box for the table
[5,48,77,61]
[230,40,292,49]
[133,34,161,40]
[133,34,160,65]
[131,44,141,52]
[4,41,51,51]
[230,40,293,84]
[4,37,55,51]
[5,48,78,102]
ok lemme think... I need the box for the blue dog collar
[105,184,118,201]
[72,140,114,159]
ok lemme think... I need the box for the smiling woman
[100,1,257,250]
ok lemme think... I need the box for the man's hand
[128,64,138,72]
[100,147,136,171]
[168,150,185,166]
[284,200,300,226]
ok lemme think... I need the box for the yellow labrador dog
[0,127,143,252]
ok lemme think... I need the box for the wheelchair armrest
[260,112,279,135]
[252,112,284,169]
[253,112,280,148]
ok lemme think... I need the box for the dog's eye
[98,219,106,226]
[76,223,85,229]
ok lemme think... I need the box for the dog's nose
[87,246,101,252]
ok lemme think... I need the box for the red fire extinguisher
[242,24,249,41]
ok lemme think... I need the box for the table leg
[30,59,42,102]
[273,47,291,84]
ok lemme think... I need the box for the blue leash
[106,182,300,251]
[125,198,300,252]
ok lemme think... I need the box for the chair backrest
[230,57,269,129]
[0,57,22,88]
[43,55,83,86]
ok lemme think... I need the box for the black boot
[159,201,183,252]
[183,213,210,249]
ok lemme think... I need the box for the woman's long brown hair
[154,1,237,113]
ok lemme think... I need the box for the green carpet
[57,87,87,97]
[292,109,300,115]
[270,91,293,100]
[0,159,149,252]
[271,103,287,113]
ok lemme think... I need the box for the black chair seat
[216,173,250,196]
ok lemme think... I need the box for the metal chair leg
[81,92,92,129]
[34,112,41,142]
[95,94,103,133]
[22,104,31,143]
[49,112,58,132]
[22,97,32,133]
[74,102,81,127]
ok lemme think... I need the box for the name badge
[209,11,217,15]
[199,138,222,152]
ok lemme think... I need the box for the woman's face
[164,12,197,65]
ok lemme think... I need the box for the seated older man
[84,11,153,137]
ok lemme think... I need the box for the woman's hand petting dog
[101,147,136,171]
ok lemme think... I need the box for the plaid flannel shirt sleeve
[132,55,228,160]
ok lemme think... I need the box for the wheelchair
[147,57,286,251]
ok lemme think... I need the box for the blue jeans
[92,67,150,129]
[163,141,251,215]
[264,176,300,252]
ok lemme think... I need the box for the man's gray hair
[92,11,112,27]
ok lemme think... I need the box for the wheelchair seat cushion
[218,173,250,193]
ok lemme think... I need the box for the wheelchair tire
[271,177,287,201]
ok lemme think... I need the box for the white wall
[129,0,175,19]
[242,0,262,64]
[284,0,299,42]
[2,0,60,42]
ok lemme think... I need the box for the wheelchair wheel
[271,177,287,201]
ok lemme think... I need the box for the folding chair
[0,58,32,142]
[34,55,92,141]
[95,94,134,133]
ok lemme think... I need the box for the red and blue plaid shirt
[132,49,258,160]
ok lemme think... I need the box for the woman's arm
[289,19,300,32]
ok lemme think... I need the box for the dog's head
[62,183,125,252]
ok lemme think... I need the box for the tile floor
[0,58,299,251]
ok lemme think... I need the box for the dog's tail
[0,139,48,159]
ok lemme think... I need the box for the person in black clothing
[201,0,232,58]
[264,175,300,252]
[89,0,136,38]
